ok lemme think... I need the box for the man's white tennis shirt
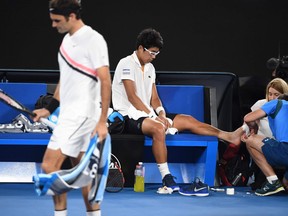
[58,25,109,120]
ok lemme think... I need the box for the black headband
[49,6,81,16]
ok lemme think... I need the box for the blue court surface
[0,183,287,216]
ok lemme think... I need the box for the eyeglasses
[144,47,160,56]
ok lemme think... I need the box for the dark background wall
[1,0,288,78]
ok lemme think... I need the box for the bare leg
[82,187,100,211]
[53,194,67,211]
[41,148,68,211]
[70,154,100,212]
[172,114,243,145]
[142,118,179,189]
[142,118,167,163]
[245,135,276,177]
[218,127,244,145]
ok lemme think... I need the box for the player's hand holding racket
[0,89,56,129]
[32,108,53,126]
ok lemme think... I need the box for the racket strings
[0,91,29,110]
[107,169,123,185]
[105,164,125,192]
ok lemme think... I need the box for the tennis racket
[0,89,56,129]
[105,153,125,193]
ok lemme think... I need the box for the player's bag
[218,143,251,186]
[107,110,125,134]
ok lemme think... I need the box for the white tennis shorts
[48,112,98,158]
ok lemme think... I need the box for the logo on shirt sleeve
[122,68,130,75]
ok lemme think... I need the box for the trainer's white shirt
[112,51,155,116]
[58,25,109,120]
[251,99,273,138]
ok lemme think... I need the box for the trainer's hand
[246,121,258,135]
[240,133,247,143]
[32,108,50,122]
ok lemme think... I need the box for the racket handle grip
[40,118,56,130]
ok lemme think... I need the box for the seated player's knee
[151,122,166,136]
[148,125,166,145]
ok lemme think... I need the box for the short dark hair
[136,28,163,50]
[49,0,82,19]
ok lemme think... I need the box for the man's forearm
[100,79,111,121]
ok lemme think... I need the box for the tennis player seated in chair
[111,28,244,191]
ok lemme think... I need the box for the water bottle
[134,162,145,192]
[231,173,242,186]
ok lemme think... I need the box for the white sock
[87,210,101,216]
[157,162,170,179]
[54,209,67,216]
[267,175,278,184]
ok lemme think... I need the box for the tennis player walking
[33,1,111,216]
[112,28,244,192]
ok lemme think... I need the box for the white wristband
[155,106,165,115]
[148,111,157,120]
